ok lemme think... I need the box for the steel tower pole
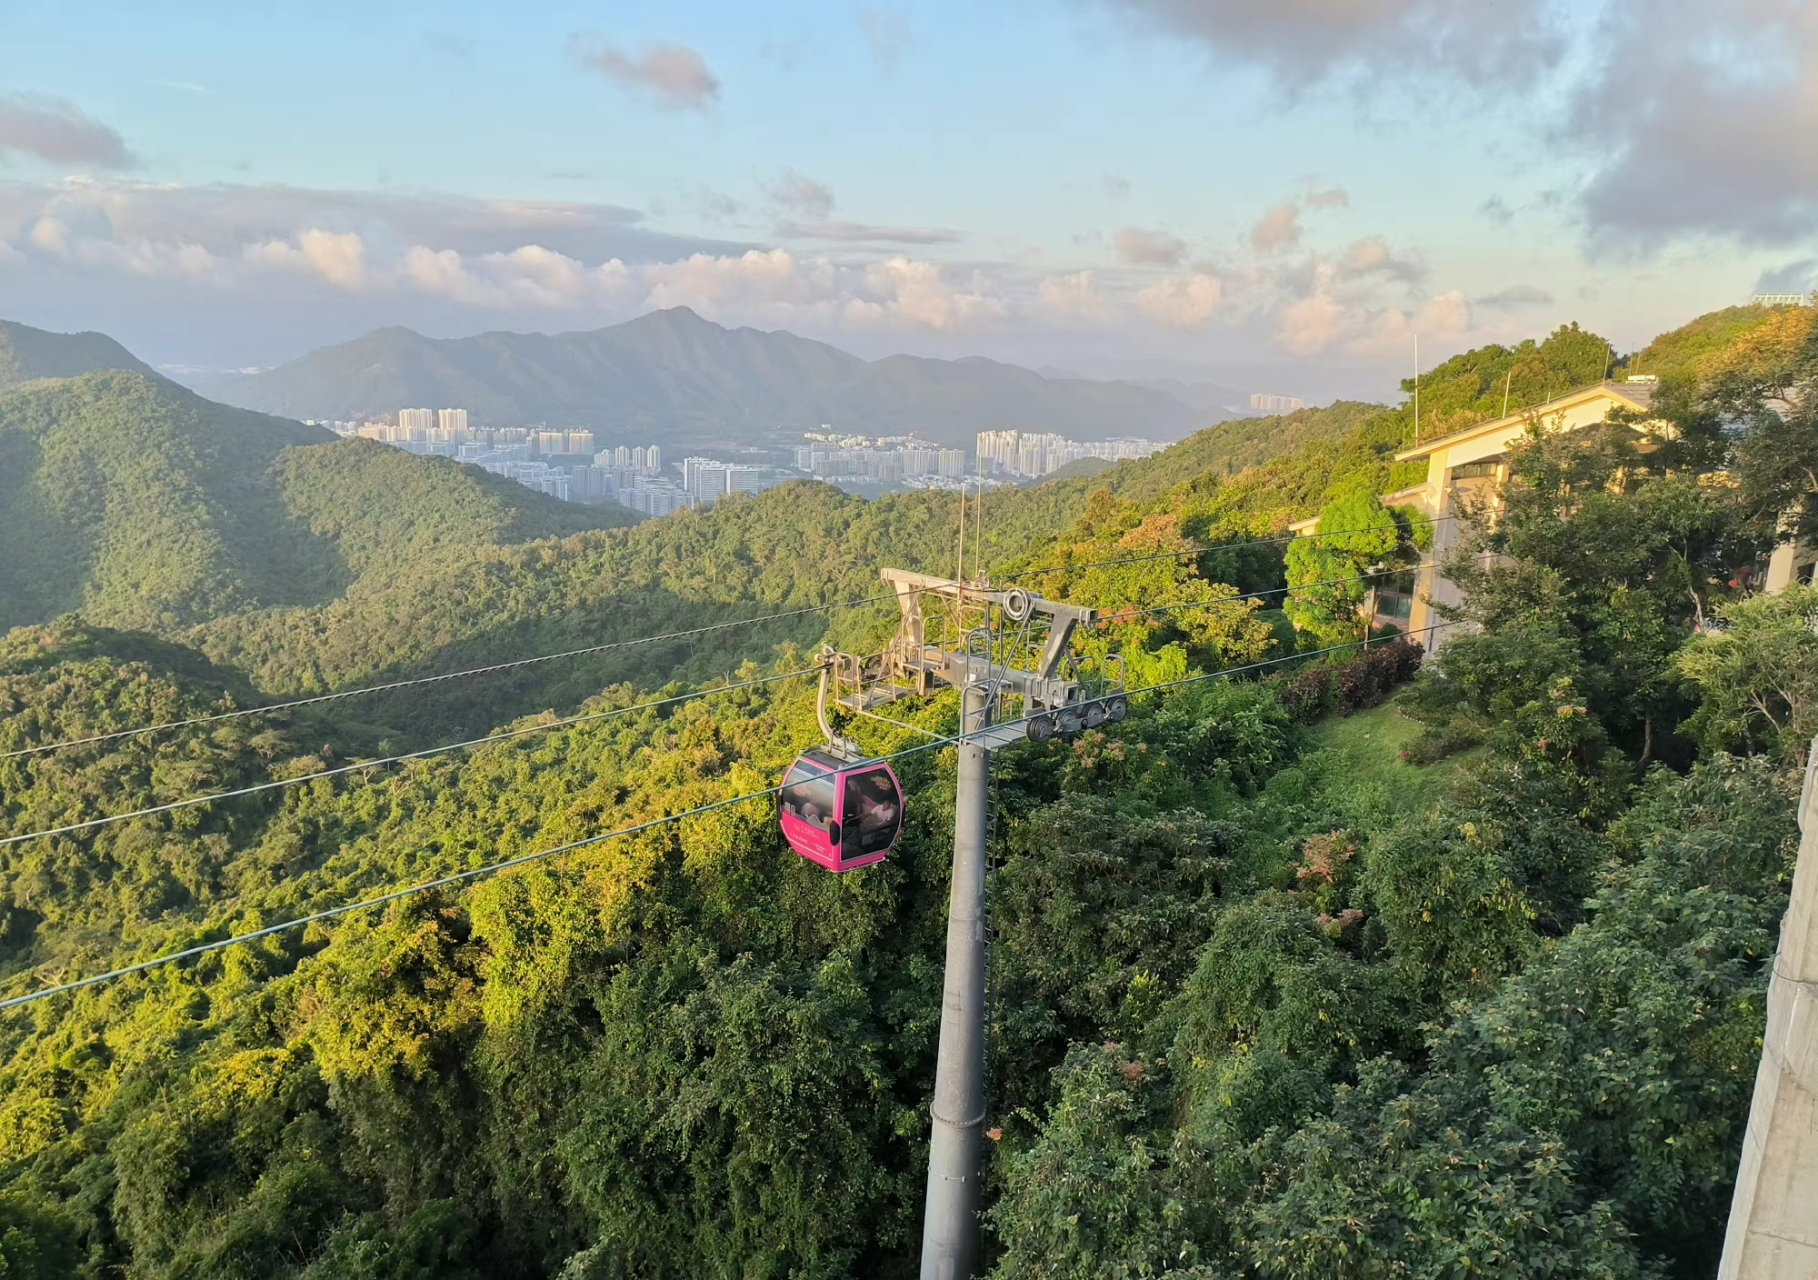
[920,680,992,1280]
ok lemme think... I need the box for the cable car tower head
[832,568,1127,748]
[779,567,1127,874]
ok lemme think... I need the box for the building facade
[1289,379,1814,647]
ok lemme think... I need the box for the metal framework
[822,569,1126,750]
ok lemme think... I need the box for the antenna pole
[972,455,985,581]
[1502,367,1512,419]
[920,679,992,1280]
[1412,333,1420,444]
[956,480,968,589]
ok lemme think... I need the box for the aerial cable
[1101,562,1436,624]
[0,596,900,763]
[0,668,816,851]
[0,563,1431,850]
[1008,513,1455,582]
[0,620,1455,1015]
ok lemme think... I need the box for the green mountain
[0,319,157,391]
[0,371,637,637]
[0,304,1809,1279]
[213,306,1215,448]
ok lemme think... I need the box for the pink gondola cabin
[778,749,904,872]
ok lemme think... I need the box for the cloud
[1101,173,1132,199]
[570,39,720,110]
[1104,0,1816,250]
[856,6,914,70]
[1249,202,1301,252]
[1274,257,1472,356]
[766,169,835,218]
[154,81,211,95]
[1479,194,1514,225]
[400,244,632,308]
[1337,235,1423,282]
[852,257,1005,329]
[773,220,962,244]
[1115,226,1188,266]
[1101,0,1561,84]
[1305,187,1348,210]
[1475,283,1554,309]
[0,178,745,265]
[1754,258,1817,295]
[1037,270,1114,320]
[1572,0,1816,249]
[1135,272,1222,328]
[1347,290,1472,357]
[0,93,135,168]
[245,229,370,291]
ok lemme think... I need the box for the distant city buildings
[1250,393,1306,413]
[794,434,966,483]
[311,410,700,515]
[684,456,786,504]
[975,430,1164,479]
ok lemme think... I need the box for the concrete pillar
[1718,737,1818,1279]
[1764,540,1813,595]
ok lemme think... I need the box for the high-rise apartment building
[1250,393,1306,413]
[399,408,435,433]
[437,408,469,434]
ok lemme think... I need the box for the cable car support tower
[823,568,1125,1280]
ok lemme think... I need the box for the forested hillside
[0,301,1814,1278]
[0,370,638,641]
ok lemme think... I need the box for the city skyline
[0,0,1811,400]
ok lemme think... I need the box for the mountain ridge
[213,307,1219,448]
[0,319,159,391]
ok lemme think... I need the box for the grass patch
[1237,702,1483,879]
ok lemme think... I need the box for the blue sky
[1,0,1812,398]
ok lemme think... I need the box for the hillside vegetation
[0,371,638,646]
[0,303,1813,1278]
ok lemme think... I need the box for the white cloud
[1115,226,1188,266]
[766,169,835,219]
[643,248,823,316]
[246,228,368,291]
[399,244,632,308]
[570,39,720,110]
[854,257,1006,330]
[1275,264,1347,355]
[0,93,135,168]
[1338,235,1423,282]
[1037,270,1111,319]
[1249,202,1302,253]
[1135,272,1222,328]
[773,221,961,245]
[1107,0,1816,250]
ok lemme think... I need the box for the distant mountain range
[210,308,1223,448]
[0,319,158,391]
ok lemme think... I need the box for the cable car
[779,749,904,872]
